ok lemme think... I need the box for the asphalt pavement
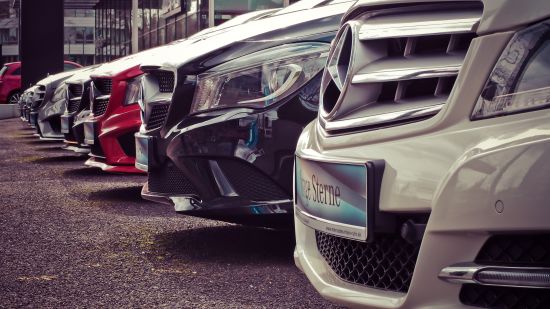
[0,118,342,308]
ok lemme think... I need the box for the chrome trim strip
[439,262,550,289]
[321,104,443,132]
[359,17,479,40]
[208,160,239,197]
[135,161,148,172]
[352,64,460,84]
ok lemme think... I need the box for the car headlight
[190,43,329,114]
[124,77,142,106]
[471,20,550,120]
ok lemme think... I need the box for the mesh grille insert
[93,98,109,116]
[216,159,290,201]
[316,231,420,293]
[69,84,83,97]
[68,99,82,113]
[94,78,112,94]
[151,70,175,93]
[476,234,550,265]
[460,284,550,309]
[460,234,550,308]
[148,163,198,195]
[146,104,170,130]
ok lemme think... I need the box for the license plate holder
[135,133,152,172]
[83,121,96,145]
[61,115,72,134]
[295,156,378,242]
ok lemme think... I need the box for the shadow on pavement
[89,186,147,204]
[63,167,111,177]
[31,155,87,163]
[154,225,295,265]
[34,146,66,152]
[25,139,64,145]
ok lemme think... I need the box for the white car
[294,0,550,308]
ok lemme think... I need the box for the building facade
[0,0,96,65]
[95,0,299,63]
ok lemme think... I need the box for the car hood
[36,68,83,88]
[140,1,355,72]
[64,64,101,85]
[90,44,178,78]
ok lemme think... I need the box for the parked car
[0,60,81,104]
[294,0,550,308]
[58,65,100,153]
[81,48,170,174]
[32,69,87,140]
[80,7,282,174]
[18,85,38,122]
[135,0,356,228]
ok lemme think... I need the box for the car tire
[8,91,22,105]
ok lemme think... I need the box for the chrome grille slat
[358,10,480,40]
[321,2,482,133]
[352,54,464,83]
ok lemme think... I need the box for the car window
[0,65,8,77]
[11,67,21,75]
[514,39,550,93]
[276,0,354,15]
[64,63,78,71]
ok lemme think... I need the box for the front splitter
[85,157,146,174]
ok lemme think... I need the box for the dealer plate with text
[135,133,151,172]
[295,157,368,241]
[60,115,71,134]
[83,121,96,145]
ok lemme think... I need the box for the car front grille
[316,231,420,293]
[151,70,175,93]
[68,99,82,113]
[69,84,83,97]
[146,104,170,130]
[92,97,109,116]
[94,78,112,94]
[460,234,550,308]
[320,2,482,133]
[148,162,198,195]
[216,159,290,201]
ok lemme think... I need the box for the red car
[0,61,82,104]
[83,62,144,174]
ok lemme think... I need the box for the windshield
[0,65,9,78]
[276,0,354,15]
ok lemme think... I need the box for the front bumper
[294,105,550,308]
[142,93,316,227]
[83,105,144,174]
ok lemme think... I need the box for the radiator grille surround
[320,2,482,133]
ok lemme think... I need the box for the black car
[136,0,355,228]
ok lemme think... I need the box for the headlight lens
[124,77,142,106]
[471,20,550,120]
[190,43,329,113]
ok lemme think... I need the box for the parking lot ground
[0,118,342,308]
